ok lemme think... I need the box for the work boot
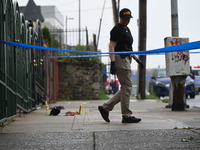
[98,106,110,122]
[122,116,141,123]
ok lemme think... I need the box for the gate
[0,0,45,124]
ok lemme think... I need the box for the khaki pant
[103,55,133,117]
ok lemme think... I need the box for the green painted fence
[0,0,45,124]
[0,0,6,123]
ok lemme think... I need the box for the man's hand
[135,59,144,69]
[110,61,116,75]
[131,55,144,69]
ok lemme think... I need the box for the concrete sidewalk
[0,99,200,149]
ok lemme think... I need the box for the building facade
[19,0,64,48]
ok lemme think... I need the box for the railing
[0,0,45,124]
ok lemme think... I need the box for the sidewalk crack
[93,132,96,150]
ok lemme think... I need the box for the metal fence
[0,0,45,124]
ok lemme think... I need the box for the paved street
[187,94,200,107]
[0,97,200,149]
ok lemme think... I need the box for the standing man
[190,66,196,79]
[98,8,144,123]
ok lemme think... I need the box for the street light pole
[79,0,81,45]
[65,16,73,49]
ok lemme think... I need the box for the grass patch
[161,99,169,103]
[145,94,159,99]
[98,89,109,100]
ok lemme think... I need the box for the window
[157,70,166,78]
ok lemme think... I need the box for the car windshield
[157,70,167,78]
[193,70,200,76]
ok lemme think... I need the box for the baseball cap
[119,8,133,19]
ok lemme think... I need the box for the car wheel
[185,94,188,99]
[190,93,195,99]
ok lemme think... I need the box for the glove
[110,61,116,75]
[135,58,144,69]
[131,55,144,69]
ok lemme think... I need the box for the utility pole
[93,34,97,51]
[111,0,120,83]
[138,0,147,99]
[111,0,118,24]
[171,0,179,37]
[85,26,89,49]
[170,0,186,111]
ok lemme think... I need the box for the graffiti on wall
[165,37,190,76]
[171,51,189,65]
[170,38,189,65]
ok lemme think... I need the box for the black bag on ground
[50,106,61,116]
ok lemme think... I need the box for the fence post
[19,13,31,112]
[5,0,16,120]
[25,20,34,110]
[14,1,25,112]
[0,0,6,124]
[35,20,45,105]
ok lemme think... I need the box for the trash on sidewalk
[64,104,85,116]
[65,111,80,116]
[49,106,65,116]
[181,139,190,142]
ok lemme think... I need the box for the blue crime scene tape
[1,40,200,78]
[1,40,200,57]
[103,71,151,79]
[45,51,200,58]
[103,71,200,80]
[43,55,109,59]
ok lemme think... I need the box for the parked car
[149,69,195,98]
[192,68,200,94]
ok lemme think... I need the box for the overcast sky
[16,0,200,70]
